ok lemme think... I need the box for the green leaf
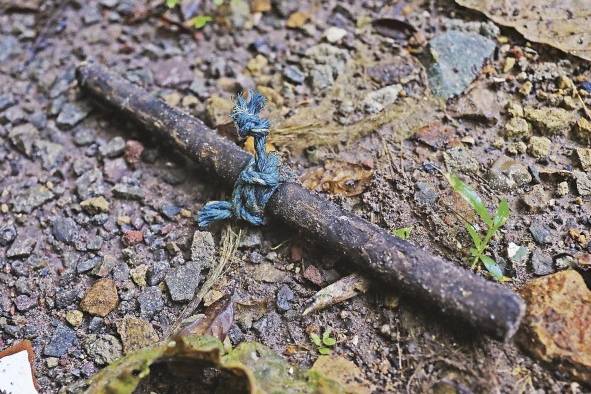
[447,174,492,227]
[213,0,224,5]
[318,347,332,355]
[493,199,510,229]
[165,0,179,8]
[464,223,482,249]
[189,15,213,29]
[310,334,322,347]
[479,255,504,281]
[392,226,412,240]
[322,337,336,346]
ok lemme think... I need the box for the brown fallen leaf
[301,160,373,197]
[311,355,374,394]
[177,294,234,341]
[456,0,591,61]
[303,273,370,315]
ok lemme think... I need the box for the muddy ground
[1,0,590,393]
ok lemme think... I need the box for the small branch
[76,62,525,341]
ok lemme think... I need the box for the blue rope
[197,90,282,227]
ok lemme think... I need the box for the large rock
[516,270,591,383]
[524,106,575,136]
[487,155,532,191]
[423,31,495,99]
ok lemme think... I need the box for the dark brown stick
[76,62,525,341]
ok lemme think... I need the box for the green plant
[446,174,510,282]
[310,328,337,355]
[392,226,412,240]
[165,0,179,8]
[189,15,213,29]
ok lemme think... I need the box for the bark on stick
[76,61,525,341]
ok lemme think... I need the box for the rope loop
[197,90,281,227]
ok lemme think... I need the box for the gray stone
[78,256,102,273]
[52,217,79,245]
[529,222,552,244]
[414,182,439,205]
[56,102,91,129]
[309,64,334,92]
[487,156,532,191]
[84,334,122,365]
[0,94,15,112]
[138,286,164,319]
[239,230,263,248]
[443,147,480,174]
[574,171,591,196]
[8,123,39,157]
[252,311,282,346]
[165,261,202,302]
[283,65,305,84]
[0,35,18,63]
[44,325,77,357]
[190,230,216,270]
[14,295,37,311]
[147,260,170,286]
[99,136,126,158]
[49,67,76,98]
[521,184,550,213]
[10,184,55,213]
[112,184,144,200]
[276,285,294,312]
[0,225,16,247]
[6,237,36,259]
[531,250,554,276]
[34,140,64,170]
[73,128,96,146]
[76,169,105,200]
[424,31,495,99]
[363,84,402,114]
[55,289,78,309]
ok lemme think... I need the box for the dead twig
[77,62,526,341]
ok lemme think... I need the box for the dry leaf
[301,160,373,197]
[311,355,374,394]
[303,273,370,315]
[456,0,591,61]
[177,294,234,341]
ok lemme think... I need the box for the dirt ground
[1,0,590,393]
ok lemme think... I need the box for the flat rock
[56,102,91,129]
[165,261,202,302]
[574,171,591,196]
[10,184,54,213]
[517,270,591,384]
[6,236,36,259]
[99,136,126,158]
[529,221,553,244]
[8,123,39,157]
[524,106,575,136]
[44,325,77,357]
[190,230,216,270]
[575,147,591,171]
[80,278,119,317]
[116,317,158,354]
[138,286,164,319]
[424,31,495,99]
[530,249,554,276]
[51,217,79,245]
[363,84,402,114]
[487,155,532,191]
[252,262,287,283]
[521,184,550,213]
[112,183,144,200]
[84,334,122,365]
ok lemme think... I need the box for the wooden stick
[76,61,525,341]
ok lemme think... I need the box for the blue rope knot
[197,90,282,227]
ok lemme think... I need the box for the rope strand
[197,90,281,227]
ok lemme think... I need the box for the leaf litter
[456,0,591,61]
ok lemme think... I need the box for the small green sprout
[392,226,412,240]
[189,15,213,29]
[446,174,510,282]
[310,328,337,355]
[165,0,179,8]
